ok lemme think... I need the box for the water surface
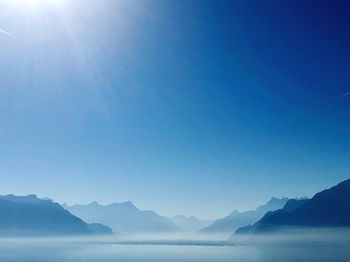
[0,231,349,262]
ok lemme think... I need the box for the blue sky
[0,0,349,219]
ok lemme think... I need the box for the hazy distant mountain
[64,201,180,234]
[0,194,112,236]
[87,223,114,234]
[199,197,289,237]
[170,215,213,232]
[236,179,350,234]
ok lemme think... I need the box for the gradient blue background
[0,0,349,218]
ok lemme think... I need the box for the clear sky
[0,0,349,219]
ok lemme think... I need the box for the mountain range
[2,177,350,237]
[236,178,350,234]
[64,201,180,234]
[199,197,289,237]
[0,194,112,236]
[170,215,213,232]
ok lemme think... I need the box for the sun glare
[8,0,66,9]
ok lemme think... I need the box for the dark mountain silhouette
[199,197,288,237]
[0,194,112,236]
[235,179,350,234]
[170,215,213,232]
[64,201,180,234]
[282,198,309,212]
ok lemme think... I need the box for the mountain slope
[235,179,350,234]
[64,201,180,234]
[0,194,112,236]
[170,215,213,232]
[199,197,288,237]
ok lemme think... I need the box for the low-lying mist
[1,227,350,247]
[229,227,350,247]
[1,229,350,262]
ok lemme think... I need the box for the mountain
[87,223,114,234]
[235,179,350,234]
[282,198,309,212]
[170,215,213,232]
[64,201,180,234]
[0,194,112,236]
[199,197,289,237]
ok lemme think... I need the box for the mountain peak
[256,197,289,212]
[228,210,240,217]
[107,201,137,209]
[267,197,288,203]
[0,194,43,204]
[122,201,134,206]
